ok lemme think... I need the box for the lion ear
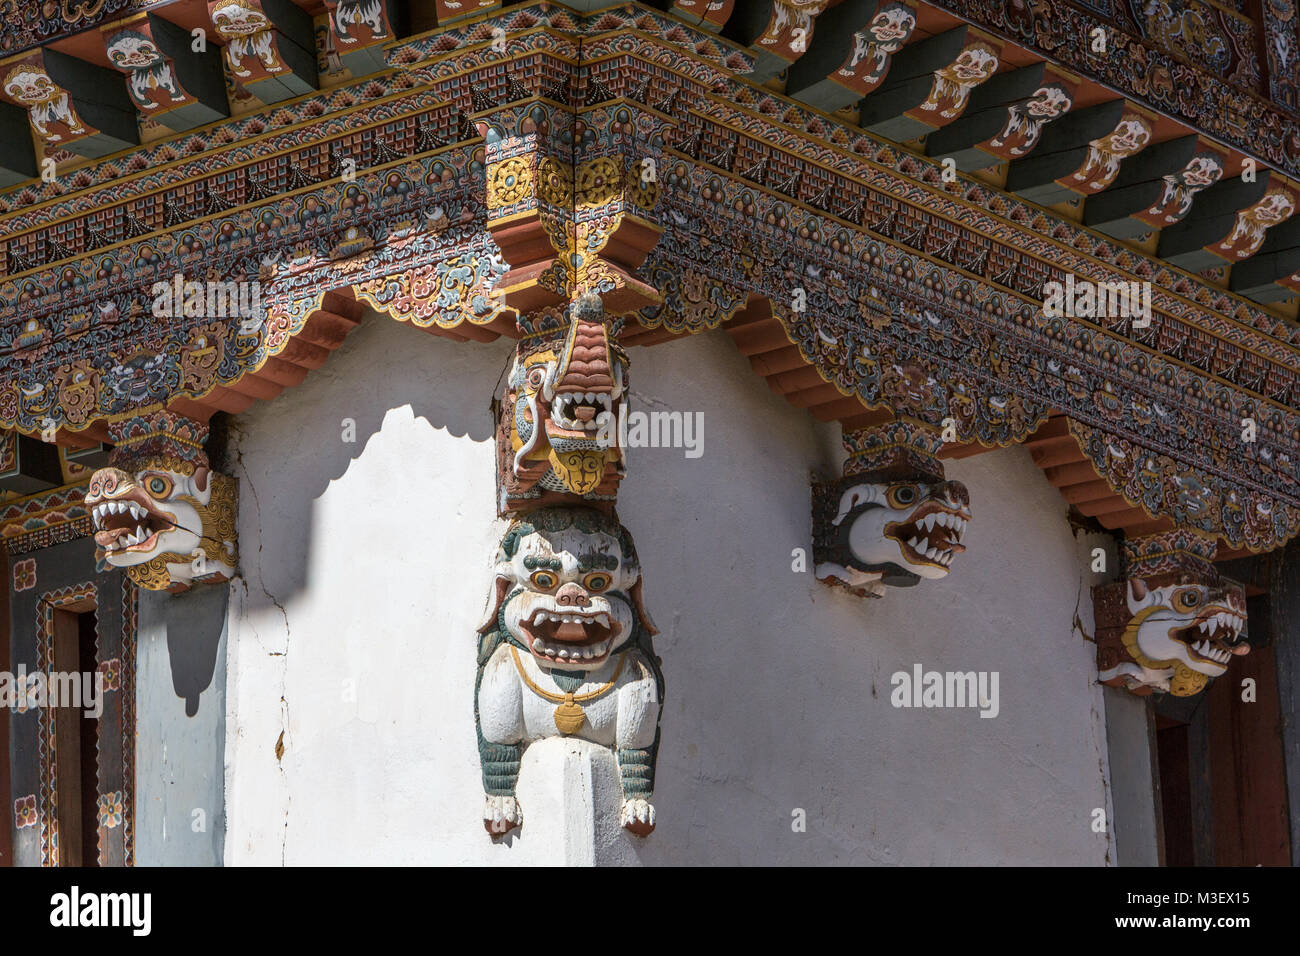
[629,577,658,636]
[192,466,210,493]
[1127,577,1154,614]
[477,574,513,635]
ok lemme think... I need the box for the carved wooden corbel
[1094,530,1248,697]
[813,416,970,598]
[84,410,237,593]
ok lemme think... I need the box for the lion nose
[555,583,590,607]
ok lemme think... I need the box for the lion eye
[526,367,546,388]
[583,573,610,592]
[887,484,918,507]
[144,475,172,497]
[1174,589,1202,610]
[530,570,557,590]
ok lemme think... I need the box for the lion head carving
[1099,578,1249,697]
[85,412,237,593]
[813,476,971,597]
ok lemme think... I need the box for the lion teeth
[915,537,929,554]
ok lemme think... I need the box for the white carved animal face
[107,32,164,69]
[4,67,57,105]
[1026,85,1071,118]
[1253,191,1295,224]
[948,47,998,81]
[498,524,638,671]
[211,1,271,38]
[86,464,235,589]
[1181,156,1221,188]
[1125,578,1248,679]
[835,480,971,580]
[869,5,915,46]
[1105,119,1150,155]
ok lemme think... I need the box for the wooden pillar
[1268,538,1300,866]
[0,547,10,868]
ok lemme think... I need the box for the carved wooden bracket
[1095,530,1248,698]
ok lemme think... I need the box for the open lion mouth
[551,391,613,432]
[1172,609,1246,666]
[90,496,172,554]
[887,505,969,569]
[520,608,620,664]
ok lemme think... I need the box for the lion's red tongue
[556,622,587,642]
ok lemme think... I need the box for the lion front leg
[476,640,525,835]
[617,734,658,837]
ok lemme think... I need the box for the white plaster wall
[224,313,1117,865]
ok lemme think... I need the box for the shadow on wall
[163,586,228,716]
[223,310,513,611]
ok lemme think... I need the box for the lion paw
[483,795,521,835]
[620,798,656,837]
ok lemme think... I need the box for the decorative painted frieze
[1095,530,1249,697]
[84,410,236,592]
[475,507,663,837]
[813,418,970,598]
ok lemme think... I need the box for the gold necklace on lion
[509,645,626,735]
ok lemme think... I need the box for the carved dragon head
[478,507,655,672]
[814,477,971,595]
[1118,578,1249,696]
[84,412,237,592]
[500,294,627,513]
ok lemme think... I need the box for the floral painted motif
[13,794,38,830]
[96,791,124,829]
[12,558,35,592]
[98,658,121,692]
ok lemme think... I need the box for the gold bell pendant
[553,695,586,735]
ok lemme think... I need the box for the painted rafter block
[1005,100,1154,206]
[1083,137,1221,240]
[0,429,64,495]
[208,0,318,105]
[665,0,736,32]
[0,49,137,160]
[484,99,664,315]
[925,63,1076,171]
[786,0,917,112]
[0,100,37,187]
[434,0,501,24]
[102,14,228,133]
[1158,172,1292,271]
[858,26,1001,142]
[323,0,394,77]
[723,0,832,83]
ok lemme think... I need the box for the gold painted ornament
[509,646,626,735]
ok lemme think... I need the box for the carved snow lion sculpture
[475,507,663,837]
